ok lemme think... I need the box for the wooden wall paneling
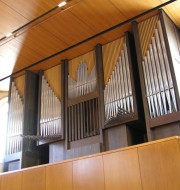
[138,138,180,190]
[103,147,142,190]
[73,156,105,190]
[46,161,73,190]
[22,167,45,190]
[1,171,22,190]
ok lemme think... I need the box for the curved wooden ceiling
[0,0,179,91]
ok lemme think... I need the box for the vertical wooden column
[62,60,69,150]
[132,21,152,141]
[21,71,40,168]
[125,32,144,120]
[95,44,105,150]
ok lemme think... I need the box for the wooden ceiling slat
[15,26,68,58]
[0,1,28,35]
[1,0,58,20]
[0,0,179,84]
[40,10,97,46]
[69,0,127,33]
[109,0,167,19]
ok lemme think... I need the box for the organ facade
[3,9,180,172]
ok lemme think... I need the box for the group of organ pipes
[6,81,23,155]
[3,10,180,172]
[40,75,62,137]
[104,43,134,123]
[141,20,177,118]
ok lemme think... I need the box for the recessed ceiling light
[5,33,13,38]
[58,1,67,7]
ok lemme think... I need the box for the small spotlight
[58,1,67,7]
[5,33,13,38]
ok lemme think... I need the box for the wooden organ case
[4,9,180,170]
[133,10,180,141]
[102,33,145,150]
[4,71,43,172]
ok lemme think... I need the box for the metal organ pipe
[67,59,99,142]
[68,62,97,99]
[142,20,178,118]
[40,75,62,137]
[6,82,23,155]
[104,42,134,123]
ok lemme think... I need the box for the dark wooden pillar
[95,44,105,151]
[21,71,41,168]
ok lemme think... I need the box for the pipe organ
[133,10,180,140]
[3,9,180,172]
[6,77,24,155]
